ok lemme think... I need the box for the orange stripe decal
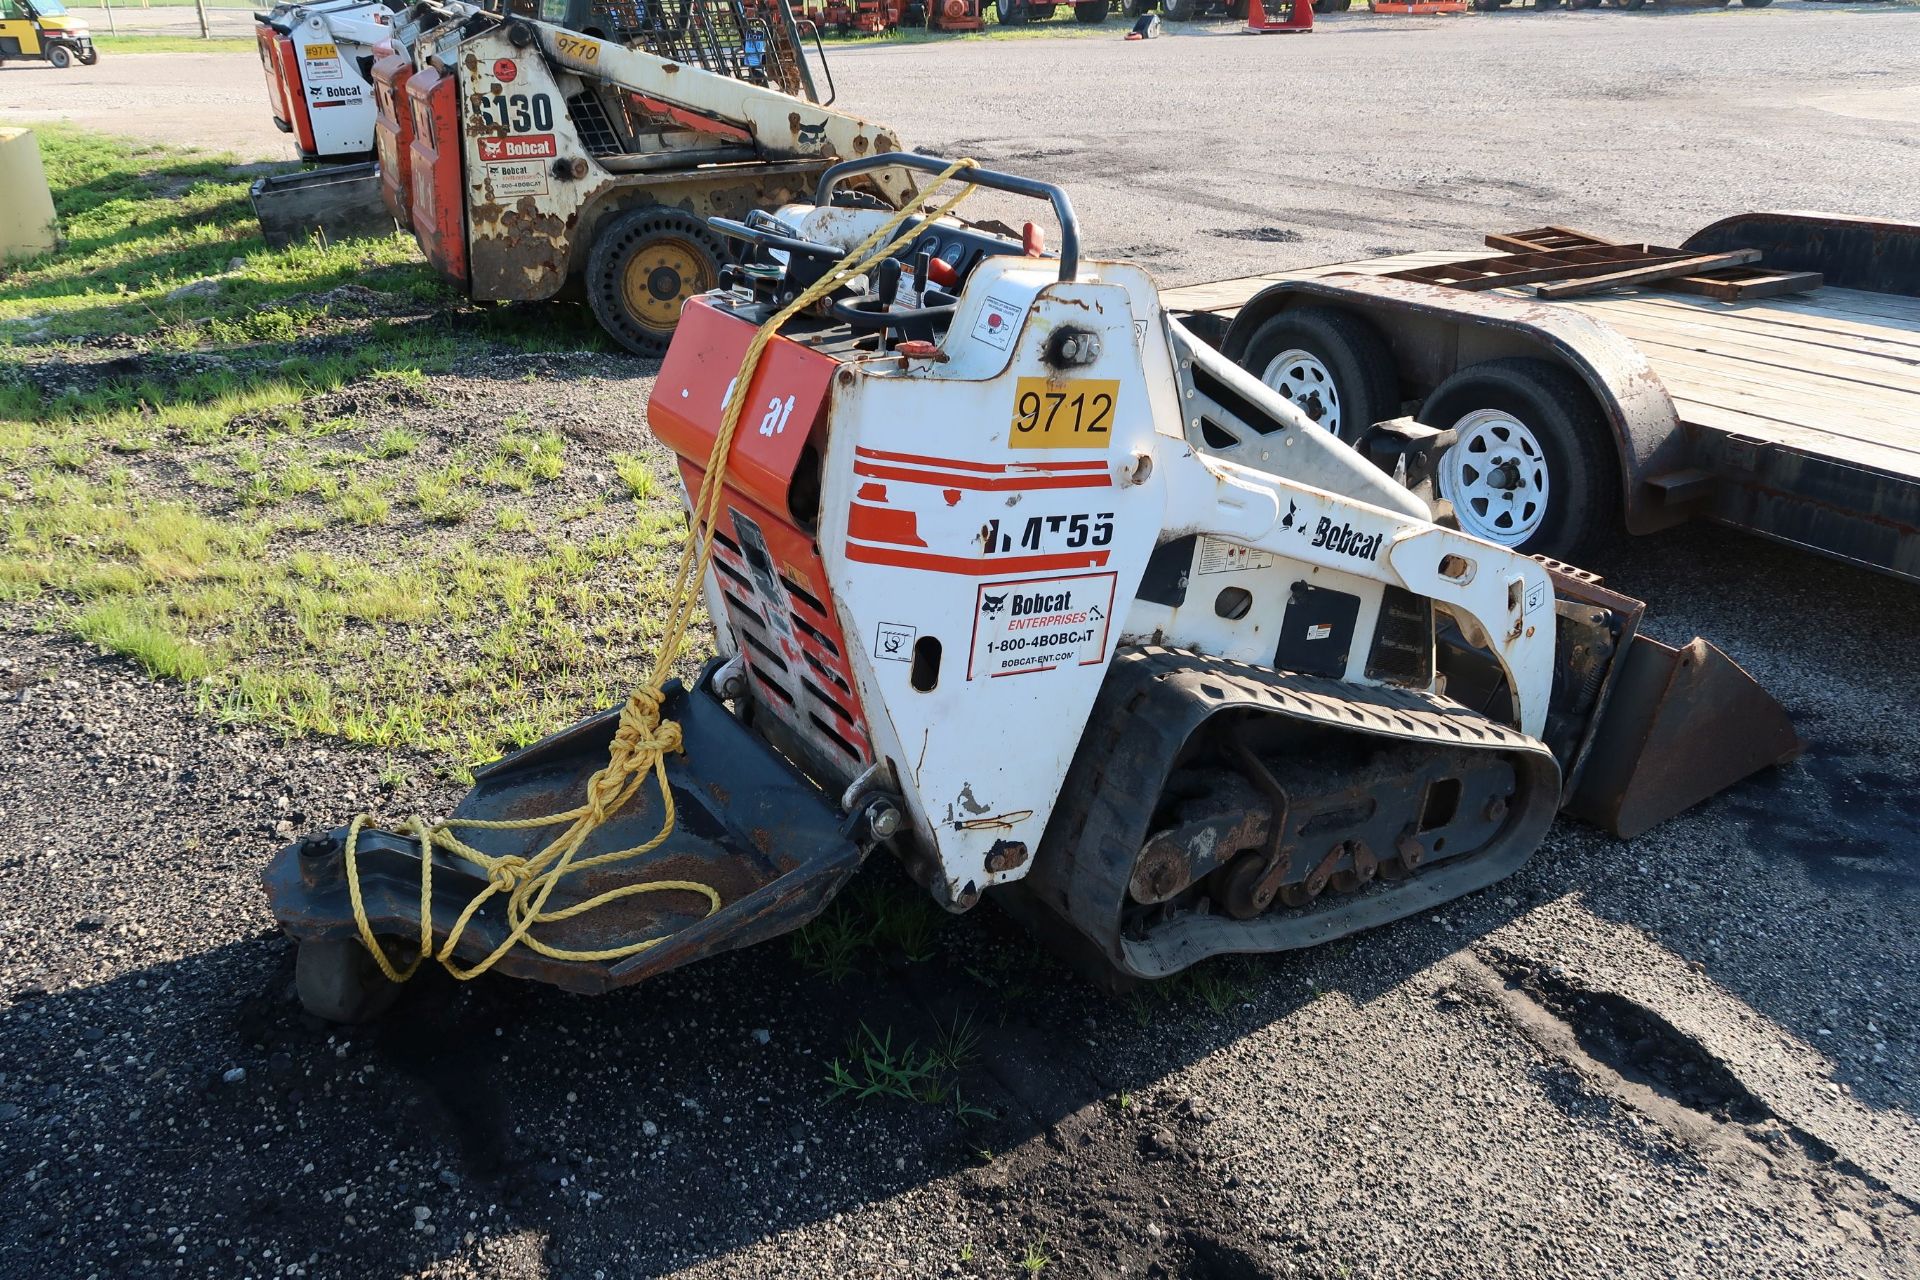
[852,462,1111,492]
[853,446,1108,475]
[845,542,1110,575]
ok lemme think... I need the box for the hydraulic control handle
[814,154,1081,283]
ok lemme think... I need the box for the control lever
[912,251,931,296]
[875,258,902,309]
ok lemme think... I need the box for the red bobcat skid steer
[374,0,913,355]
[266,157,1799,1019]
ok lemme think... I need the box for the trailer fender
[1220,275,1691,536]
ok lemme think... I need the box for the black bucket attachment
[1565,634,1803,839]
[264,674,870,994]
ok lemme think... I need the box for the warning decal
[967,571,1116,680]
[1196,536,1274,575]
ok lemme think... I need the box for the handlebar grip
[814,154,1081,283]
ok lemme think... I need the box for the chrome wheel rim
[1439,408,1549,545]
[1259,348,1342,437]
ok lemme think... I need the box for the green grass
[0,124,438,345]
[0,127,689,772]
[90,34,255,54]
[824,1014,989,1121]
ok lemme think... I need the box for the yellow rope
[343,159,981,984]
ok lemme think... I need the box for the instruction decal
[968,571,1116,680]
[1196,536,1274,575]
[874,621,916,663]
[972,296,1022,351]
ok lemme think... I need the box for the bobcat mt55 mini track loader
[374,0,914,355]
[266,157,1800,1020]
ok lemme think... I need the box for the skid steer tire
[295,938,405,1024]
[1313,0,1352,11]
[1417,357,1620,561]
[47,43,72,68]
[586,206,725,358]
[1237,305,1399,446]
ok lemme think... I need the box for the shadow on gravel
[0,844,1530,1279]
[1554,521,1920,1117]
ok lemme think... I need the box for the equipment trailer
[1164,213,1920,582]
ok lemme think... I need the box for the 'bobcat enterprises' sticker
[968,572,1116,680]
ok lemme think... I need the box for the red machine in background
[803,0,984,32]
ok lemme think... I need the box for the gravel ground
[4,10,1920,1280]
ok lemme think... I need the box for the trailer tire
[586,206,726,358]
[1417,357,1619,560]
[1237,306,1399,445]
[995,0,1030,21]
[1313,0,1351,10]
[295,938,405,1024]
[47,43,72,68]
[1075,0,1108,18]
[1738,0,1771,6]
[1162,0,1197,19]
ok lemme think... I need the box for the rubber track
[1022,646,1561,979]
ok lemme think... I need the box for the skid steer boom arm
[529,22,917,205]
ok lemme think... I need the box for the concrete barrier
[0,128,60,263]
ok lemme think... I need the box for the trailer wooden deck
[1163,250,1920,485]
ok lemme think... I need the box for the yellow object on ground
[0,128,59,262]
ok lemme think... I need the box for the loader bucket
[263,674,869,994]
[1563,635,1803,839]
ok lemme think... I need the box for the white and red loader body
[264,158,1799,1011]
[256,0,396,162]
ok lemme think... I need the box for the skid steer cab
[266,155,1799,1021]
[0,0,96,67]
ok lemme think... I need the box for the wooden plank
[1571,294,1920,358]
[1587,312,1920,395]
[1620,286,1920,332]
[1531,251,1763,300]
[1639,339,1920,420]
[1657,268,1823,302]
[1486,226,1615,254]
[1389,244,1688,292]
[1672,397,1920,479]
[1637,353,1920,451]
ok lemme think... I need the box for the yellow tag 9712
[1008,378,1119,450]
